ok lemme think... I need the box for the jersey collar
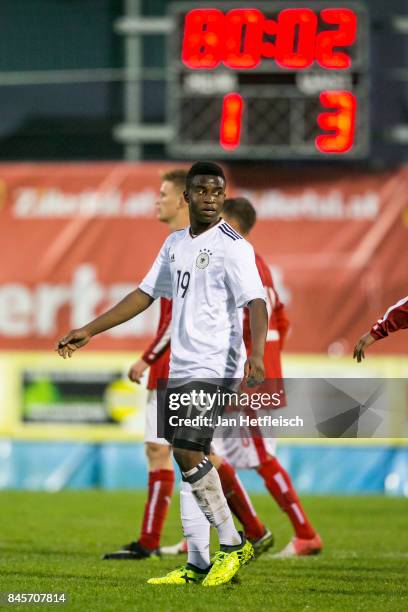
[188,218,223,239]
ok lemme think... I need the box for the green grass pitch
[0,491,407,611]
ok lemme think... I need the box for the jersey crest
[196,248,212,269]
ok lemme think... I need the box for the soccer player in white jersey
[103,171,273,561]
[56,161,268,586]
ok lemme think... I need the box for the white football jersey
[139,219,266,380]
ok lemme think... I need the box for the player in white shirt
[56,161,268,586]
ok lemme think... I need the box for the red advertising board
[0,163,406,354]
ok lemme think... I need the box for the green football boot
[202,534,254,587]
[147,564,208,585]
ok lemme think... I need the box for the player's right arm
[57,288,154,358]
[128,358,149,383]
[353,295,408,362]
[56,236,173,358]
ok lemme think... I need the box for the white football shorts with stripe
[144,389,170,446]
[211,435,277,469]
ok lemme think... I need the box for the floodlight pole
[122,0,142,160]
[115,0,173,160]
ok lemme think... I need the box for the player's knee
[173,446,196,471]
[145,442,171,469]
[173,445,207,472]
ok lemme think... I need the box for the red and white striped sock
[139,469,175,550]
[218,460,265,541]
[258,457,316,540]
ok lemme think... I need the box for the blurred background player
[103,169,186,560]
[214,198,322,558]
[104,172,273,561]
[354,295,408,362]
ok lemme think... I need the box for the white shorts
[144,389,170,446]
[211,434,276,469]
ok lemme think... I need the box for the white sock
[180,480,210,569]
[186,465,241,547]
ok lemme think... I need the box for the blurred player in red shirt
[354,295,408,362]
[103,172,273,561]
[211,197,322,557]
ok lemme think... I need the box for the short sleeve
[139,237,172,300]
[225,239,266,308]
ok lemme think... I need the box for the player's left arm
[353,331,377,363]
[225,239,268,384]
[353,295,408,362]
[246,298,268,384]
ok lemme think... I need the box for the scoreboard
[167,2,369,159]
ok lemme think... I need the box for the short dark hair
[185,161,226,192]
[223,197,257,234]
[161,168,188,191]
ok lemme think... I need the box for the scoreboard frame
[167,1,370,160]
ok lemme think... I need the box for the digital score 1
[168,3,369,159]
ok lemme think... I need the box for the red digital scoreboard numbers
[182,7,356,70]
[168,2,369,160]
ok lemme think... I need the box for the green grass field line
[0,491,407,611]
